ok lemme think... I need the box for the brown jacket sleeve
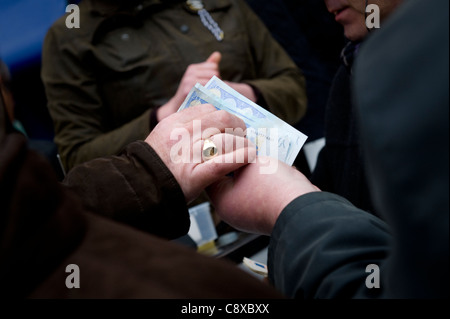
[62,140,190,240]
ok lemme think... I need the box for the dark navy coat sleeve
[267,0,449,299]
[268,192,390,299]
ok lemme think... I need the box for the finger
[186,65,219,80]
[209,141,257,166]
[196,109,247,134]
[192,138,257,186]
[206,51,222,64]
[197,75,219,87]
[184,66,220,79]
[192,133,255,162]
[175,103,218,123]
[200,124,246,141]
[194,73,221,87]
[212,134,255,159]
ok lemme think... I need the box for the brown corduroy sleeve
[62,140,190,240]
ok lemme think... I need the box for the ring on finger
[202,138,218,161]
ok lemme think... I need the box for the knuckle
[216,110,234,126]
[203,104,217,113]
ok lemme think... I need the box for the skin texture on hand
[147,104,257,204]
[207,158,320,235]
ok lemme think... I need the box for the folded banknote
[178,76,308,166]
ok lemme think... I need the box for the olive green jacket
[42,0,307,170]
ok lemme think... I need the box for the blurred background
[0,0,344,174]
[0,0,82,140]
[0,0,82,180]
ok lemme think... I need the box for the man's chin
[344,27,368,42]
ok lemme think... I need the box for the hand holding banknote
[178,76,308,167]
[147,103,256,203]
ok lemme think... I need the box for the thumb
[206,51,222,64]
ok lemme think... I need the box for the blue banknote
[178,76,308,165]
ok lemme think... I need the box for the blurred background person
[41,0,308,172]
[244,0,345,175]
[207,0,449,298]
[309,0,403,217]
[1,57,65,180]
[0,59,26,135]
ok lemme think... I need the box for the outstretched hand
[207,158,320,235]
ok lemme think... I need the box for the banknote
[178,76,308,166]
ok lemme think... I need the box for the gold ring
[202,138,218,160]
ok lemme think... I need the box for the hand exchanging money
[147,104,256,204]
[178,76,308,166]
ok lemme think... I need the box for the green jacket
[42,0,308,171]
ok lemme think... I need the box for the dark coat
[268,0,449,299]
[311,62,377,216]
